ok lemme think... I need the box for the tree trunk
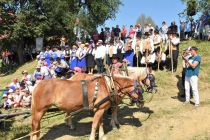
[17,41,24,64]
[12,40,24,64]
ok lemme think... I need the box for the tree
[180,0,210,18]
[136,14,156,27]
[0,0,122,64]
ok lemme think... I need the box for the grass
[0,40,210,140]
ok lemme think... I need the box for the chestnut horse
[69,73,144,129]
[31,75,142,140]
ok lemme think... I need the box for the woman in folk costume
[140,32,155,67]
[44,47,52,66]
[69,45,78,70]
[124,37,135,66]
[114,37,124,62]
[77,43,87,71]
[86,43,95,74]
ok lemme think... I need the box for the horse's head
[114,76,144,108]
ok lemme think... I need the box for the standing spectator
[86,43,95,74]
[69,45,78,70]
[183,46,201,107]
[167,31,180,72]
[168,21,178,33]
[180,21,186,40]
[77,44,87,71]
[113,25,121,38]
[202,11,210,40]
[99,28,105,43]
[104,27,111,43]
[63,45,71,62]
[121,25,127,42]
[160,21,168,43]
[44,47,52,66]
[128,25,135,38]
[92,31,99,44]
[95,40,106,73]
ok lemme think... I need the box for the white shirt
[171,37,180,45]
[41,66,50,76]
[9,82,20,89]
[95,45,106,59]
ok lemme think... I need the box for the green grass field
[0,40,210,140]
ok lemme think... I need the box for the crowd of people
[180,11,210,41]
[0,19,203,109]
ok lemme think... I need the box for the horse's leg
[31,110,45,140]
[90,109,105,140]
[99,118,107,140]
[65,113,75,130]
[114,106,120,126]
[110,106,118,129]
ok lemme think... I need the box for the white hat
[8,89,14,93]
[98,40,103,43]
[2,94,7,98]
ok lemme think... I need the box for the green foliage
[180,0,210,18]
[0,0,122,45]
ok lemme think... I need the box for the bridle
[115,80,143,102]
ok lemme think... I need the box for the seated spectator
[12,88,23,107]
[40,62,52,80]
[34,65,42,80]
[21,70,32,85]
[55,57,69,77]
[2,94,13,109]
[6,78,20,90]
[20,91,31,108]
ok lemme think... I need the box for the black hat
[154,29,159,33]
[166,30,177,35]
[144,32,150,36]
[190,46,198,51]
[112,55,120,60]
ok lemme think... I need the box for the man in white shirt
[160,21,168,44]
[95,40,106,73]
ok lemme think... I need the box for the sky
[100,0,186,29]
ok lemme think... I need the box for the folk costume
[166,31,180,72]
[140,32,155,66]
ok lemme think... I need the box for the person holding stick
[166,31,180,72]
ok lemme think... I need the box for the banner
[36,37,43,51]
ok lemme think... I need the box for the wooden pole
[158,41,163,71]
[169,41,174,74]
[145,49,148,68]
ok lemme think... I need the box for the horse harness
[70,75,117,116]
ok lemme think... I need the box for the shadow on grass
[41,106,153,140]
